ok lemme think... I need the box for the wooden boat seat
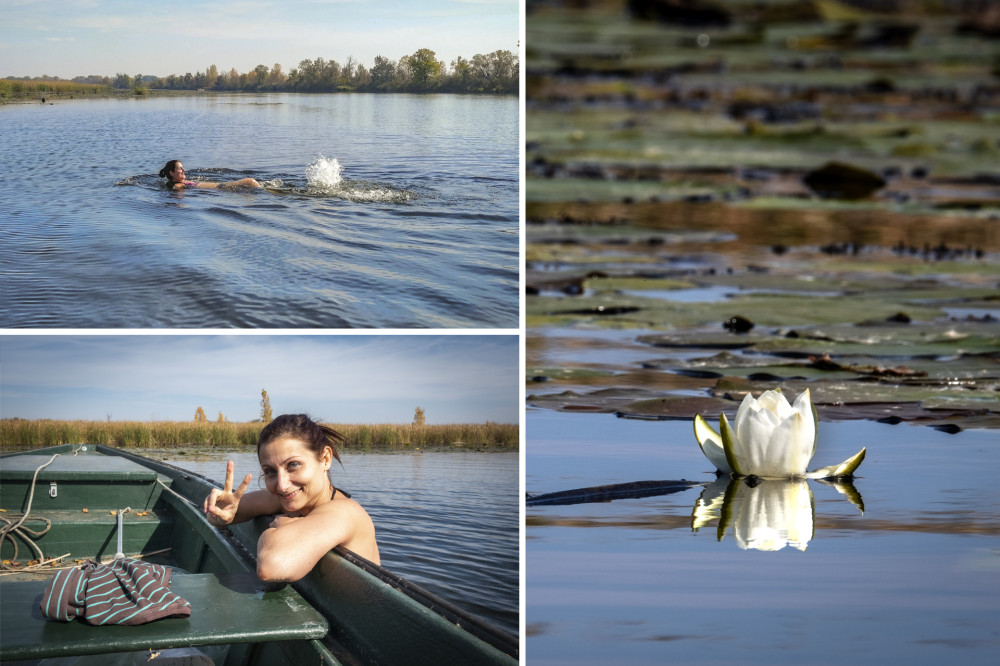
[0,571,329,662]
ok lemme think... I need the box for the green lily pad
[706,376,1000,412]
[528,388,665,414]
[527,367,617,382]
[671,349,999,382]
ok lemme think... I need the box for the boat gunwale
[100,445,520,660]
[0,444,519,661]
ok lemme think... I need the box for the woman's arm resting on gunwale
[256,502,357,582]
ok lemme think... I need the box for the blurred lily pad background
[526,0,1000,431]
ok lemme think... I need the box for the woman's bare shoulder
[315,493,367,518]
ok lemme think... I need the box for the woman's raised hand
[203,460,252,528]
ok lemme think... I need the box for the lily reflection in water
[527,474,864,552]
[692,476,864,552]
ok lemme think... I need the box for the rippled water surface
[157,450,519,636]
[0,94,518,327]
[527,410,1000,665]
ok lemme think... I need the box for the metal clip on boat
[115,508,131,560]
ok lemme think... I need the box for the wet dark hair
[258,413,344,466]
[158,159,181,180]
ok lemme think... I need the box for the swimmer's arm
[183,179,261,190]
[219,178,262,189]
[232,489,282,523]
[256,505,353,582]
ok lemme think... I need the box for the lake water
[155,449,519,637]
[0,93,518,328]
[526,409,1000,665]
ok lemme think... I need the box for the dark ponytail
[159,159,180,179]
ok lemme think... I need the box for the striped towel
[40,558,191,625]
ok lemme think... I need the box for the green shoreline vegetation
[0,419,519,453]
[1,47,518,102]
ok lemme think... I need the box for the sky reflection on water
[527,410,1000,665]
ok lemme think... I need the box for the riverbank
[1,89,252,105]
[0,419,519,453]
[1,86,518,106]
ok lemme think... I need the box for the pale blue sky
[0,335,519,424]
[1,0,520,79]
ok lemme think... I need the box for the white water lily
[693,388,866,479]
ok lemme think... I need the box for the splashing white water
[305,156,344,190]
[299,154,415,202]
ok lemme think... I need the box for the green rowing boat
[0,444,519,665]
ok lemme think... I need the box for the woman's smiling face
[259,436,333,515]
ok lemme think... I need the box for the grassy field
[0,419,519,453]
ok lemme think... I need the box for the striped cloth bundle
[40,558,191,625]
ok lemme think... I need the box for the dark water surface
[527,409,1000,665]
[0,94,518,328]
[157,450,519,637]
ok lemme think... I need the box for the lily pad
[527,367,617,382]
[527,4,1000,432]
[527,479,704,507]
[670,349,999,381]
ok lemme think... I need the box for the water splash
[302,155,414,203]
[305,156,344,190]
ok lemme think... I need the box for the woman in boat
[159,159,262,190]
[202,414,380,582]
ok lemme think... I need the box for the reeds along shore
[0,420,518,452]
[0,79,112,100]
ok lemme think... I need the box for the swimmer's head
[159,159,184,182]
[257,414,344,474]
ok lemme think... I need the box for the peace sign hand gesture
[203,460,252,528]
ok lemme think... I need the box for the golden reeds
[0,79,112,99]
[0,419,518,452]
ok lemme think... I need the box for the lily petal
[792,388,819,459]
[737,399,780,474]
[693,414,731,474]
[805,447,867,479]
[719,412,745,477]
[756,411,809,478]
[787,394,815,477]
[756,388,792,420]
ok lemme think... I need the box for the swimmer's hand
[203,460,252,528]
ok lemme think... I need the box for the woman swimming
[202,414,381,582]
[159,159,262,190]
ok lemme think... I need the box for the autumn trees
[149,48,517,94]
[260,389,273,423]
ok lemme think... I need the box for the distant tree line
[48,48,517,95]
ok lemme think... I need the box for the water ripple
[1,95,517,328]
